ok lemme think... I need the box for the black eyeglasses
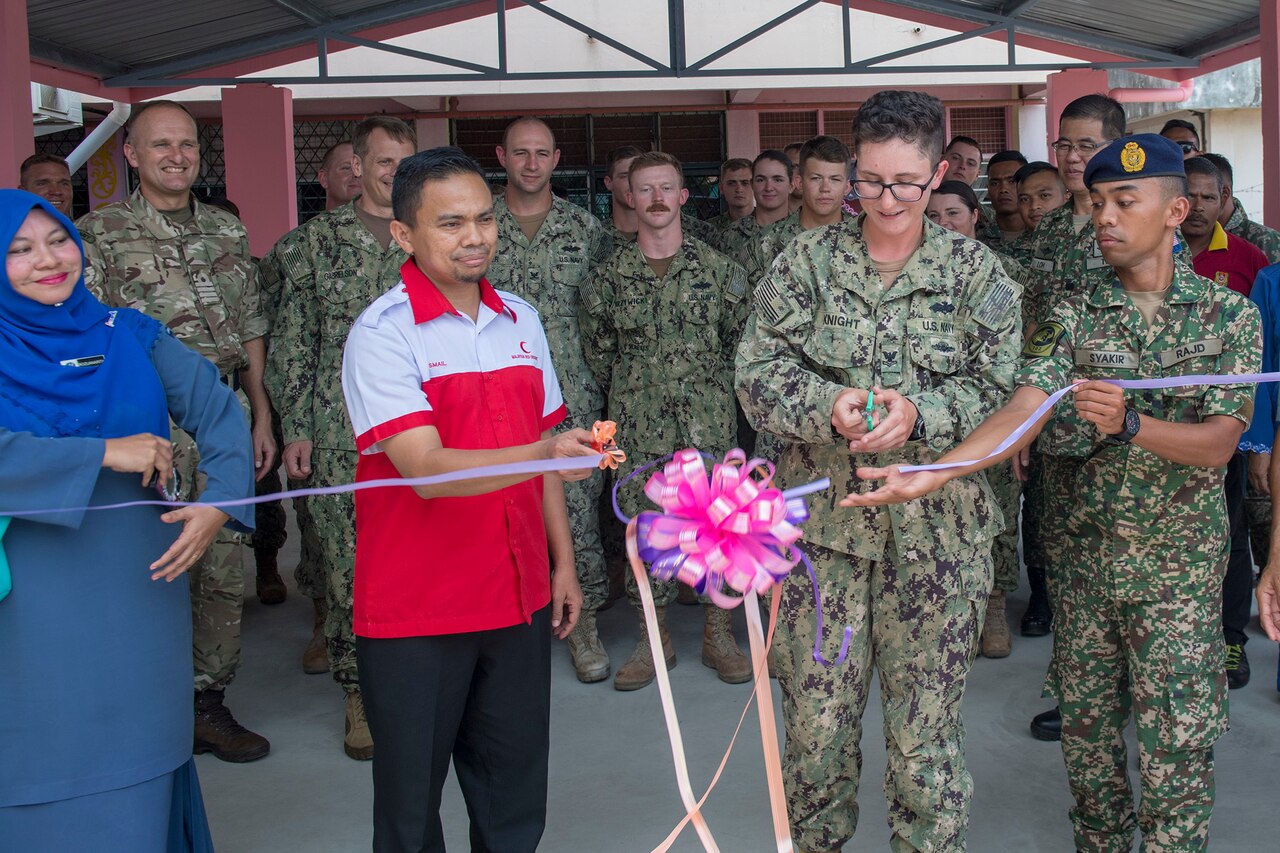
[851,164,940,202]
[1175,140,1199,154]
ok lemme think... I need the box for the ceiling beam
[263,0,332,26]
[28,36,130,78]
[1177,18,1260,59]
[688,0,823,71]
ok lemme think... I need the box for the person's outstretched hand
[151,505,229,581]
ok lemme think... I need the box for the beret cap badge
[1121,141,1146,173]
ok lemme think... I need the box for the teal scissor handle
[864,389,876,433]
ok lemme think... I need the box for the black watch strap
[909,411,926,442]
[1104,407,1141,445]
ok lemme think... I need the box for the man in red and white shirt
[341,147,597,853]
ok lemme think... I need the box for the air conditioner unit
[31,84,84,137]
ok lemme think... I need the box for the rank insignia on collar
[1121,141,1146,173]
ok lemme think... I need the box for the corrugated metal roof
[26,0,1262,87]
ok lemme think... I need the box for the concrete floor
[199,535,1280,852]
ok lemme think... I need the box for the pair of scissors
[864,389,876,433]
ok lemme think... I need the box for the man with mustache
[264,115,417,759]
[580,150,754,692]
[486,117,613,684]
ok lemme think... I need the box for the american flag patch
[755,276,792,327]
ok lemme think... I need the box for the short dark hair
[627,151,684,188]
[852,90,946,162]
[783,142,803,156]
[1160,118,1200,146]
[1198,152,1234,187]
[798,135,852,172]
[753,149,794,179]
[933,180,981,212]
[720,157,752,178]
[988,150,1028,169]
[1014,161,1059,185]
[1183,155,1224,189]
[945,135,982,156]
[125,100,197,134]
[321,141,352,170]
[392,146,487,225]
[606,145,645,177]
[19,153,69,182]
[352,116,416,159]
[1060,94,1125,141]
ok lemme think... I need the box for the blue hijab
[0,191,169,600]
[0,190,168,440]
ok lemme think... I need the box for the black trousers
[1223,452,1254,646]
[357,606,552,853]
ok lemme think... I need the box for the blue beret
[1084,133,1185,188]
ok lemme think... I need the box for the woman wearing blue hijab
[0,189,255,850]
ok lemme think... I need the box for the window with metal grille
[294,119,358,223]
[759,111,817,152]
[947,107,1009,158]
[822,110,858,150]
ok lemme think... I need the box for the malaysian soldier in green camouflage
[264,116,416,761]
[486,117,613,683]
[737,92,1021,853]
[849,133,1260,852]
[77,100,273,763]
[979,150,1030,257]
[580,151,754,693]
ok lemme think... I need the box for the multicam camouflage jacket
[262,202,406,452]
[735,216,1023,563]
[1018,265,1260,598]
[580,235,750,460]
[486,195,608,422]
[77,189,266,373]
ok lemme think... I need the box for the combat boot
[614,607,676,691]
[702,605,752,684]
[302,598,329,675]
[194,689,270,763]
[981,590,1012,658]
[344,691,374,760]
[1021,564,1052,636]
[1030,706,1062,741]
[567,608,610,683]
[254,547,287,605]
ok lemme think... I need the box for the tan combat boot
[302,597,329,675]
[344,691,374,761]
[613,606,676,691]
[567,608,610,683]
[981,590,1012,658]
[702,605,752,684]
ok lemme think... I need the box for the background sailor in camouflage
[263,115,415,760]
[844,133,1259,853]
[736,91,1021,853]
[487,117,613,683]
[580,151,754,693]
[602,144,643,249]
[720,150,794,266]
[77,100,274,763]
[706,157,754,231]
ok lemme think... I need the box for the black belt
[220,370,241,392]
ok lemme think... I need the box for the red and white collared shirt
[342,259,567,638]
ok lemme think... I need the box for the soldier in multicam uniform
[706,157,754,232]
[77,100,274,763]
[580,151,754,693]
[263,116,416,760]
[736,91,1021,853]
[719,150,795,269]
[1021,94,1128,740]
[849,133,1260,853]
[485,117,613,684]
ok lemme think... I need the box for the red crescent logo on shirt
[519,341,531,354]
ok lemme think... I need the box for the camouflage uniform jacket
[1018,266,1260,599]
[579,235,750,459]
[78,189,266,373]
[486,195,608,421]
[718,213,765,269]
[735,216,1022,563]
[262,202,406,452]
[682,212,722,250]
[982,227,1032,264]
[1225,197,1280,264]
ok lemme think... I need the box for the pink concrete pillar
[87,127,128,211]
[1,3,35,188]
[223,84,297,256]
[725,111,760,161]
[1044,69,1111,153]
[1261,0,1280,228]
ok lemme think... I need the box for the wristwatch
[908,411,927,442]
[1104,407,1141,446]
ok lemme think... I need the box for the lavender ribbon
[900,371,1271,474]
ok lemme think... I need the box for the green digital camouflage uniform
[486,196,610,611]
[982,227,1033,265]
[1018,266,1260,852]
[78,189,267,692]
[718,212,765,272]
[1224,197,1280,552]
[735,216,1021,852]
[263,202,406,694]
[580,235,750,606]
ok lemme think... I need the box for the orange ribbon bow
[591,420,627,470]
